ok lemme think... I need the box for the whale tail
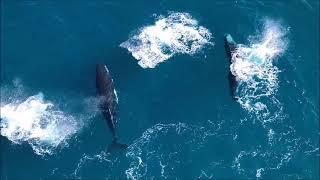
[107,138,128,153]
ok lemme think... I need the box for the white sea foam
[256,168,264,178]
[0,82,80,156]
[69,121,223,179]
[71,151,115,179]
[120,12,213,68]
[125,121,225,180]
[267,129,275,145]
[230,20,289,113]
[68,119,317,179]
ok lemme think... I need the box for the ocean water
[1,0,319,179]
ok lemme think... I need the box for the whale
[224,34,238,100]
[96,64,128,151]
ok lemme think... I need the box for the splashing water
[0,92,79,156]
[230,20,289,113]
[120,12,213,68]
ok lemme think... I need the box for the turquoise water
[1,0,319,179]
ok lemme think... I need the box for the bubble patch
[1,81,81,156]
[230,20,289,114]
[120,12,213,68]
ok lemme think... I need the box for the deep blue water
[1,0,319,179]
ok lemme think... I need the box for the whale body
[224,34,238,100]
[96,64,127,151]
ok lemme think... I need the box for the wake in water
[120,12,213,68]
[69,120,318,179]
[230,20,289,116]
[224,20,318,179]
[125,123,203,179]
[0,80,82,155]
[70,121,226,179]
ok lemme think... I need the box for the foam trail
[230,20,289,113]
[125,122,223,179]
[1,92,79,156]
[120,12,213,68]
[69,122,221,179]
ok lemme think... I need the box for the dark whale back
[224,34,237,62]
[224,34,238,100]
[96,64,118,136]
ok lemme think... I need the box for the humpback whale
[96,64,128,151]
[224,34,238,100]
